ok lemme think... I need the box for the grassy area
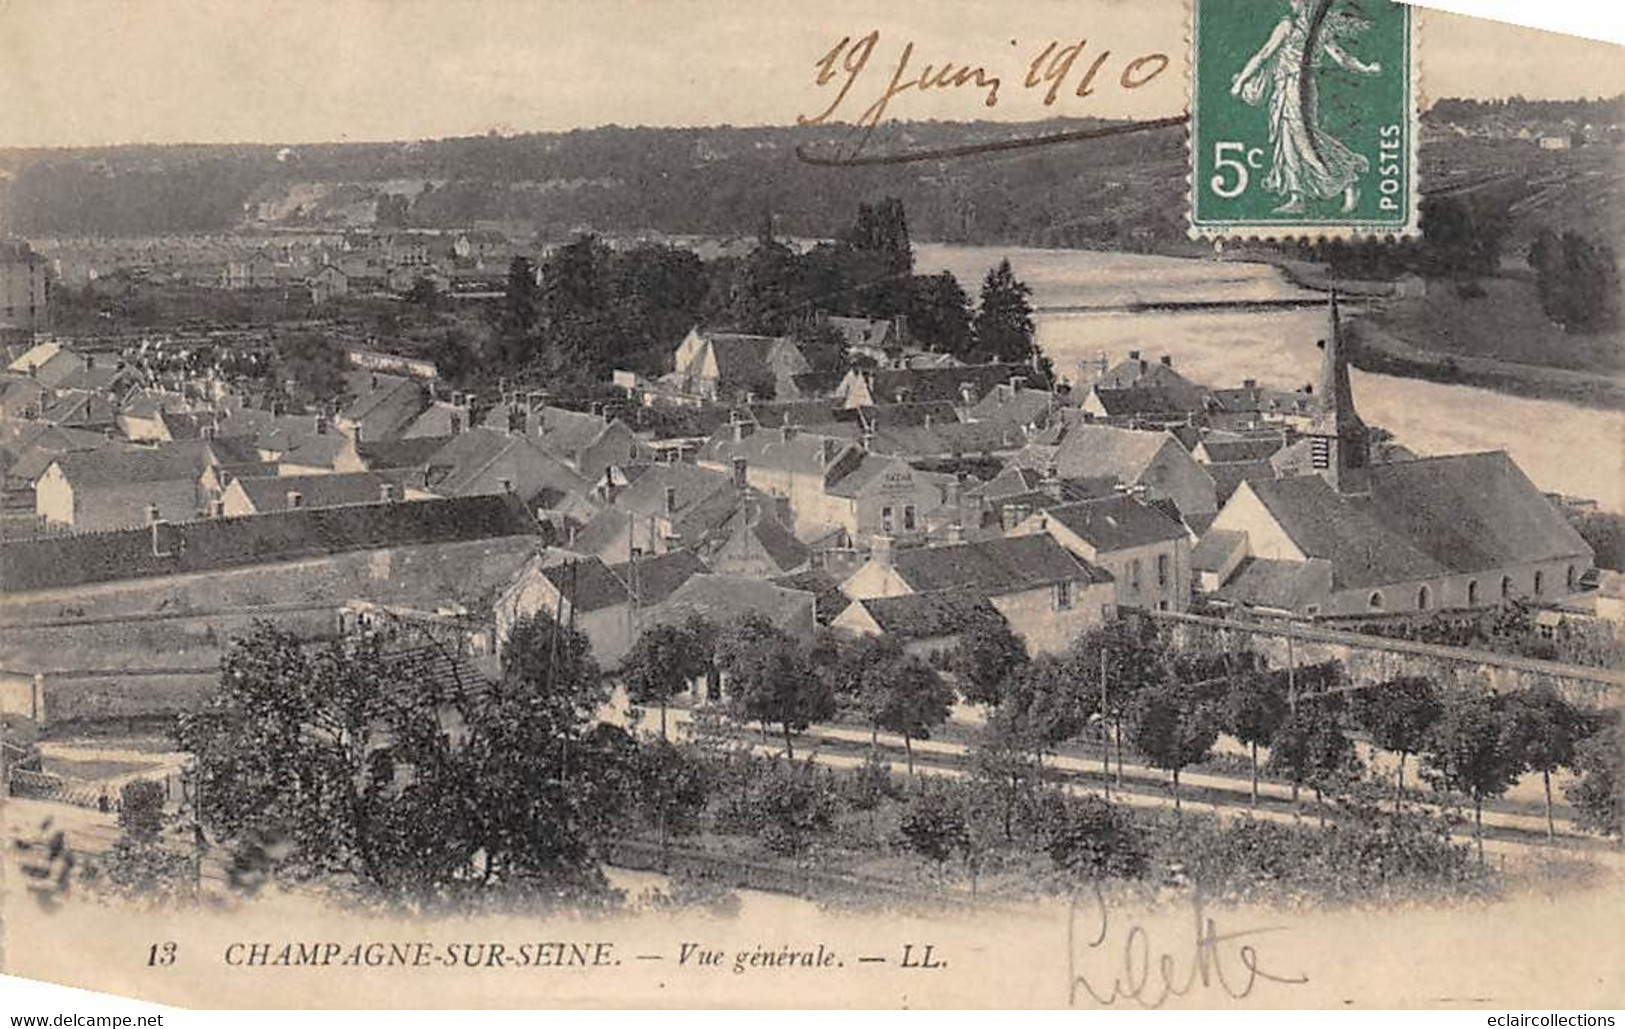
[1366,275,1623,375]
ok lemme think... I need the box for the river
[916,244,1625,512]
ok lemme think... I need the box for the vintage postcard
[0,0,1622,1013]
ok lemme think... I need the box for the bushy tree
[1422,687,1523,863]
[1350,676,1443,811]
[972,259,1037,364]
[1499,685,1581,839]
[907,270,974,358]
[950,608,1028,707]
[622,622,710,738]
[1221,670,1288,809]
[1127,682,1220,813]
[1067,618,1167,790]
[1041,793,1149,881]
[873,657,956,775]
[1565,719,1622,839]
[898,778,971,873]
[1268,700,1360,820]
[714,615,835,758]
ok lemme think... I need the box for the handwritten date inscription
[799,31,1170,133]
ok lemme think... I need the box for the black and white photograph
[0,0,1621,1013]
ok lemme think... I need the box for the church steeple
[1307,291,1371,494]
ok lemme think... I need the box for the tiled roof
[357,435,452,469]
[1199,437,1287,463]
[771,569,850,624]
[892,534,1112,594]
[1039,423,1174,482]
[856,590,1002,639]
[862,363,1043,405]
[1215,558,1335,612]
[1207,460,1277,504]
[540,556,631,613]
[234,471,393,511]
[1042,495,1189,552]
[1246,453,1591,591]
[608,549,709,607]
[52,445,206,487]
[0,494,538,593]
[645,574,815,631]
[1089,386,1207,417]
[1192,529,1248,573]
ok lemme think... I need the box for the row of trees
[117,608,1621,909]
[436,197,1045,394]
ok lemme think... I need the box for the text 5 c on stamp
[1190,0,1417,238]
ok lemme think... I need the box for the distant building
[309,264,349,304]
[668,328,812,403]
[1015,422,1218,526]
[0,240,48,342]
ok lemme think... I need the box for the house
[840,534,1115,655]
[117,389,195,442]
[609,549,710,609]
[1094,352,1206,397]
[699,500,812,577]
[220,471,414,516]
[832,590,1002,662]
[34,436,265,531]
[825,315,903,360]
[36,390,120,433]
[277,429,366,476]
[1016,423,1218,524]
[419,427,594,520]
[1011,495,1193,612]
[965,384,1064,429]
[669,328,811,402]
[309,264,349,304]
[641,573,818,643]
[567,462,753,562]
[37,447,207,530]
[1199,298,1593,618]
[834,363,1043,410]
[337,373,429,443]
[494,552,636,668]
[1205,379,1318,431]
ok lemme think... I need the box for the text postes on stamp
[1190,0,1416,238]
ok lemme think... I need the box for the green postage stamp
[1190,0,1417,238]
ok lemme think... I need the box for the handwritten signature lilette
[799,31,1171,135]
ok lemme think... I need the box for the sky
[0,0,1619,148]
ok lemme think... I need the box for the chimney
[821,438,839,466]
[730,412,749,443]
[1139,359,1148,373]
[1243,378,1257,389]
[144,503,161,526]
[450,412,463,435]
[314,415,327,435]
[871,534,895,568]
[1008,375,1022,394]
[369,372,379,391]
[1161,355,1172,367]
[945,522,965,544]
[1128,350,1141,361]
[923,412,933,429]
[498,477,514,494]
[731,456,747,489]
[664,485,677,516]
[380,482,400,503]
[86,355,95,370]
[959,382,976,405]
[286,490,304,509]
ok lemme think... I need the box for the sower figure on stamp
[1230,0,1382,215]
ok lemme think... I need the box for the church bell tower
[1306,292,1371,495]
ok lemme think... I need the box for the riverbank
[1348,319,1625,411]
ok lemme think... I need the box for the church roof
[1246,452,1591,590]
